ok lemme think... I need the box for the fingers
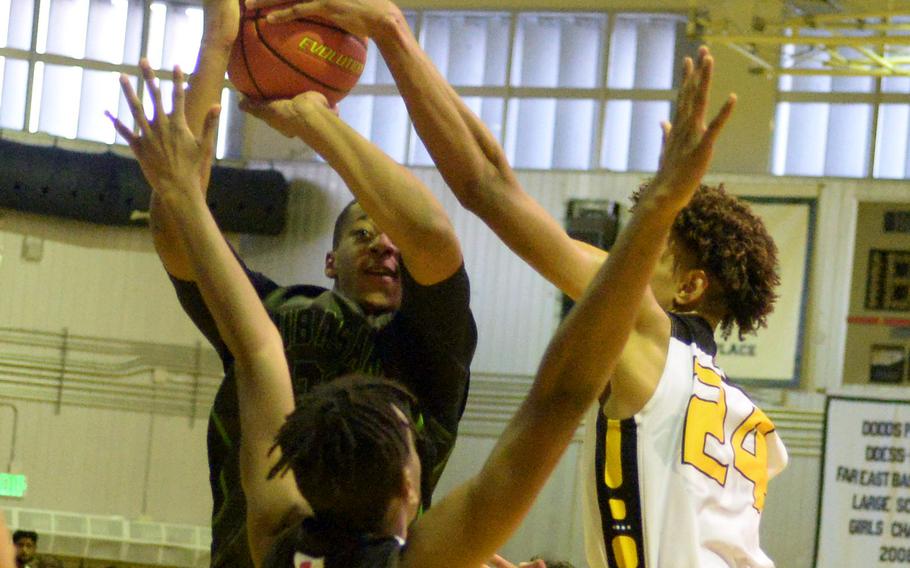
[486,554,516,568]
[675,56,695,121]
[245,0,306,9]
[265,1,320,24]
[105,111,138,146]
[301,90,330,108]
[700,93,736,150]
[237,97,267,118]
[172,65,186,127]
[692,52,714,126]
[139,59,166,125]
[118,73,151,136]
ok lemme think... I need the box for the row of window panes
[0,0,200,69]
[0,56,667,172]
[1,1,682,171]
[773,102,910,179]
[341,95,668,171]
[327,12,679,90]
[774,25,910,179]
[1,3,680,89]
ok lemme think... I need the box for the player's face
[325,204,402,314]
[14,537,36,563]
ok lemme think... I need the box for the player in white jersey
[228,2,788,563]
[581,309,788,568]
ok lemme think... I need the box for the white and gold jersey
[581,313,788,568]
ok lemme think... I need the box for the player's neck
[671,307,721,331]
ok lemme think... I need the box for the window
[773,18,910,179]
[0,0,234,155]
[1,4,685,171]
[351,10,684,171]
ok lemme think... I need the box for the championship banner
[716,198,814,386]
[815,397,910,567]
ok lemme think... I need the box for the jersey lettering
[293,553,324,568]
[681,358,775,511]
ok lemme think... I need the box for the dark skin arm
[110,63,309,568]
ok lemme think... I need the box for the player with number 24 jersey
[582,313,789,568]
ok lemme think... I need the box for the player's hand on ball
[239,92,334,138]
[106,60,220,202]
[245,0,400,38]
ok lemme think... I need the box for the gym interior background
[0,0,909,566]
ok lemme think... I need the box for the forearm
[371,16,605,296]
[372,14,495,201]
[292,101,461,281]
[186,32,233,136]
[0,512,12,568]
[534,189,679,402]
[150,193,196,280]
[161,188,278,363]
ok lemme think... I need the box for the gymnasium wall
[1,159,908,565]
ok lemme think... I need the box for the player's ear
[325,251,337,279]
[675,268,709,308]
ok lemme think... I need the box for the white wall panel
[0,399,209,524]
[0,211,206,346]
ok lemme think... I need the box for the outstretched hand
[243,0,400,38]
[239,91,335,138]
[652,45,735,204]
[106,60,221,202]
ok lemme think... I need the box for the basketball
[227,3,368,105]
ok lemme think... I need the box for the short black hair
[269,374,417,534]
[331,200,360,249]
[12,530,37,543]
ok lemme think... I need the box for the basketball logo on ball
[228,2,368,105]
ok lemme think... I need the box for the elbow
[453,167,510,216]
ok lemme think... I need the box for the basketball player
[108,28,728,562]
[145,2,476,565]
[245,2,788,565]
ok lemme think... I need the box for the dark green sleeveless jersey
[170,261,476,568]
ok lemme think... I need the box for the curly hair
[268,374,417,534]
[633,183,780,340]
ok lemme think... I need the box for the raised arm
[400,49,734,568]
[149,0,239,280]
[109,62,307,566]
[0,512,12,568]
[245,0,604,298]
[241,92,462,286]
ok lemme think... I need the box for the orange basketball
[227,3,367,105]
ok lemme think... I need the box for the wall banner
[715,197,815,387]
[815,397,910,567]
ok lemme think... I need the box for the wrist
[372,6,410,52]
[157,181,206,209]
[201,25,237,52]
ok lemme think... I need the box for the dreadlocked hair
[268,374,418,534]
[632,183,780,340]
